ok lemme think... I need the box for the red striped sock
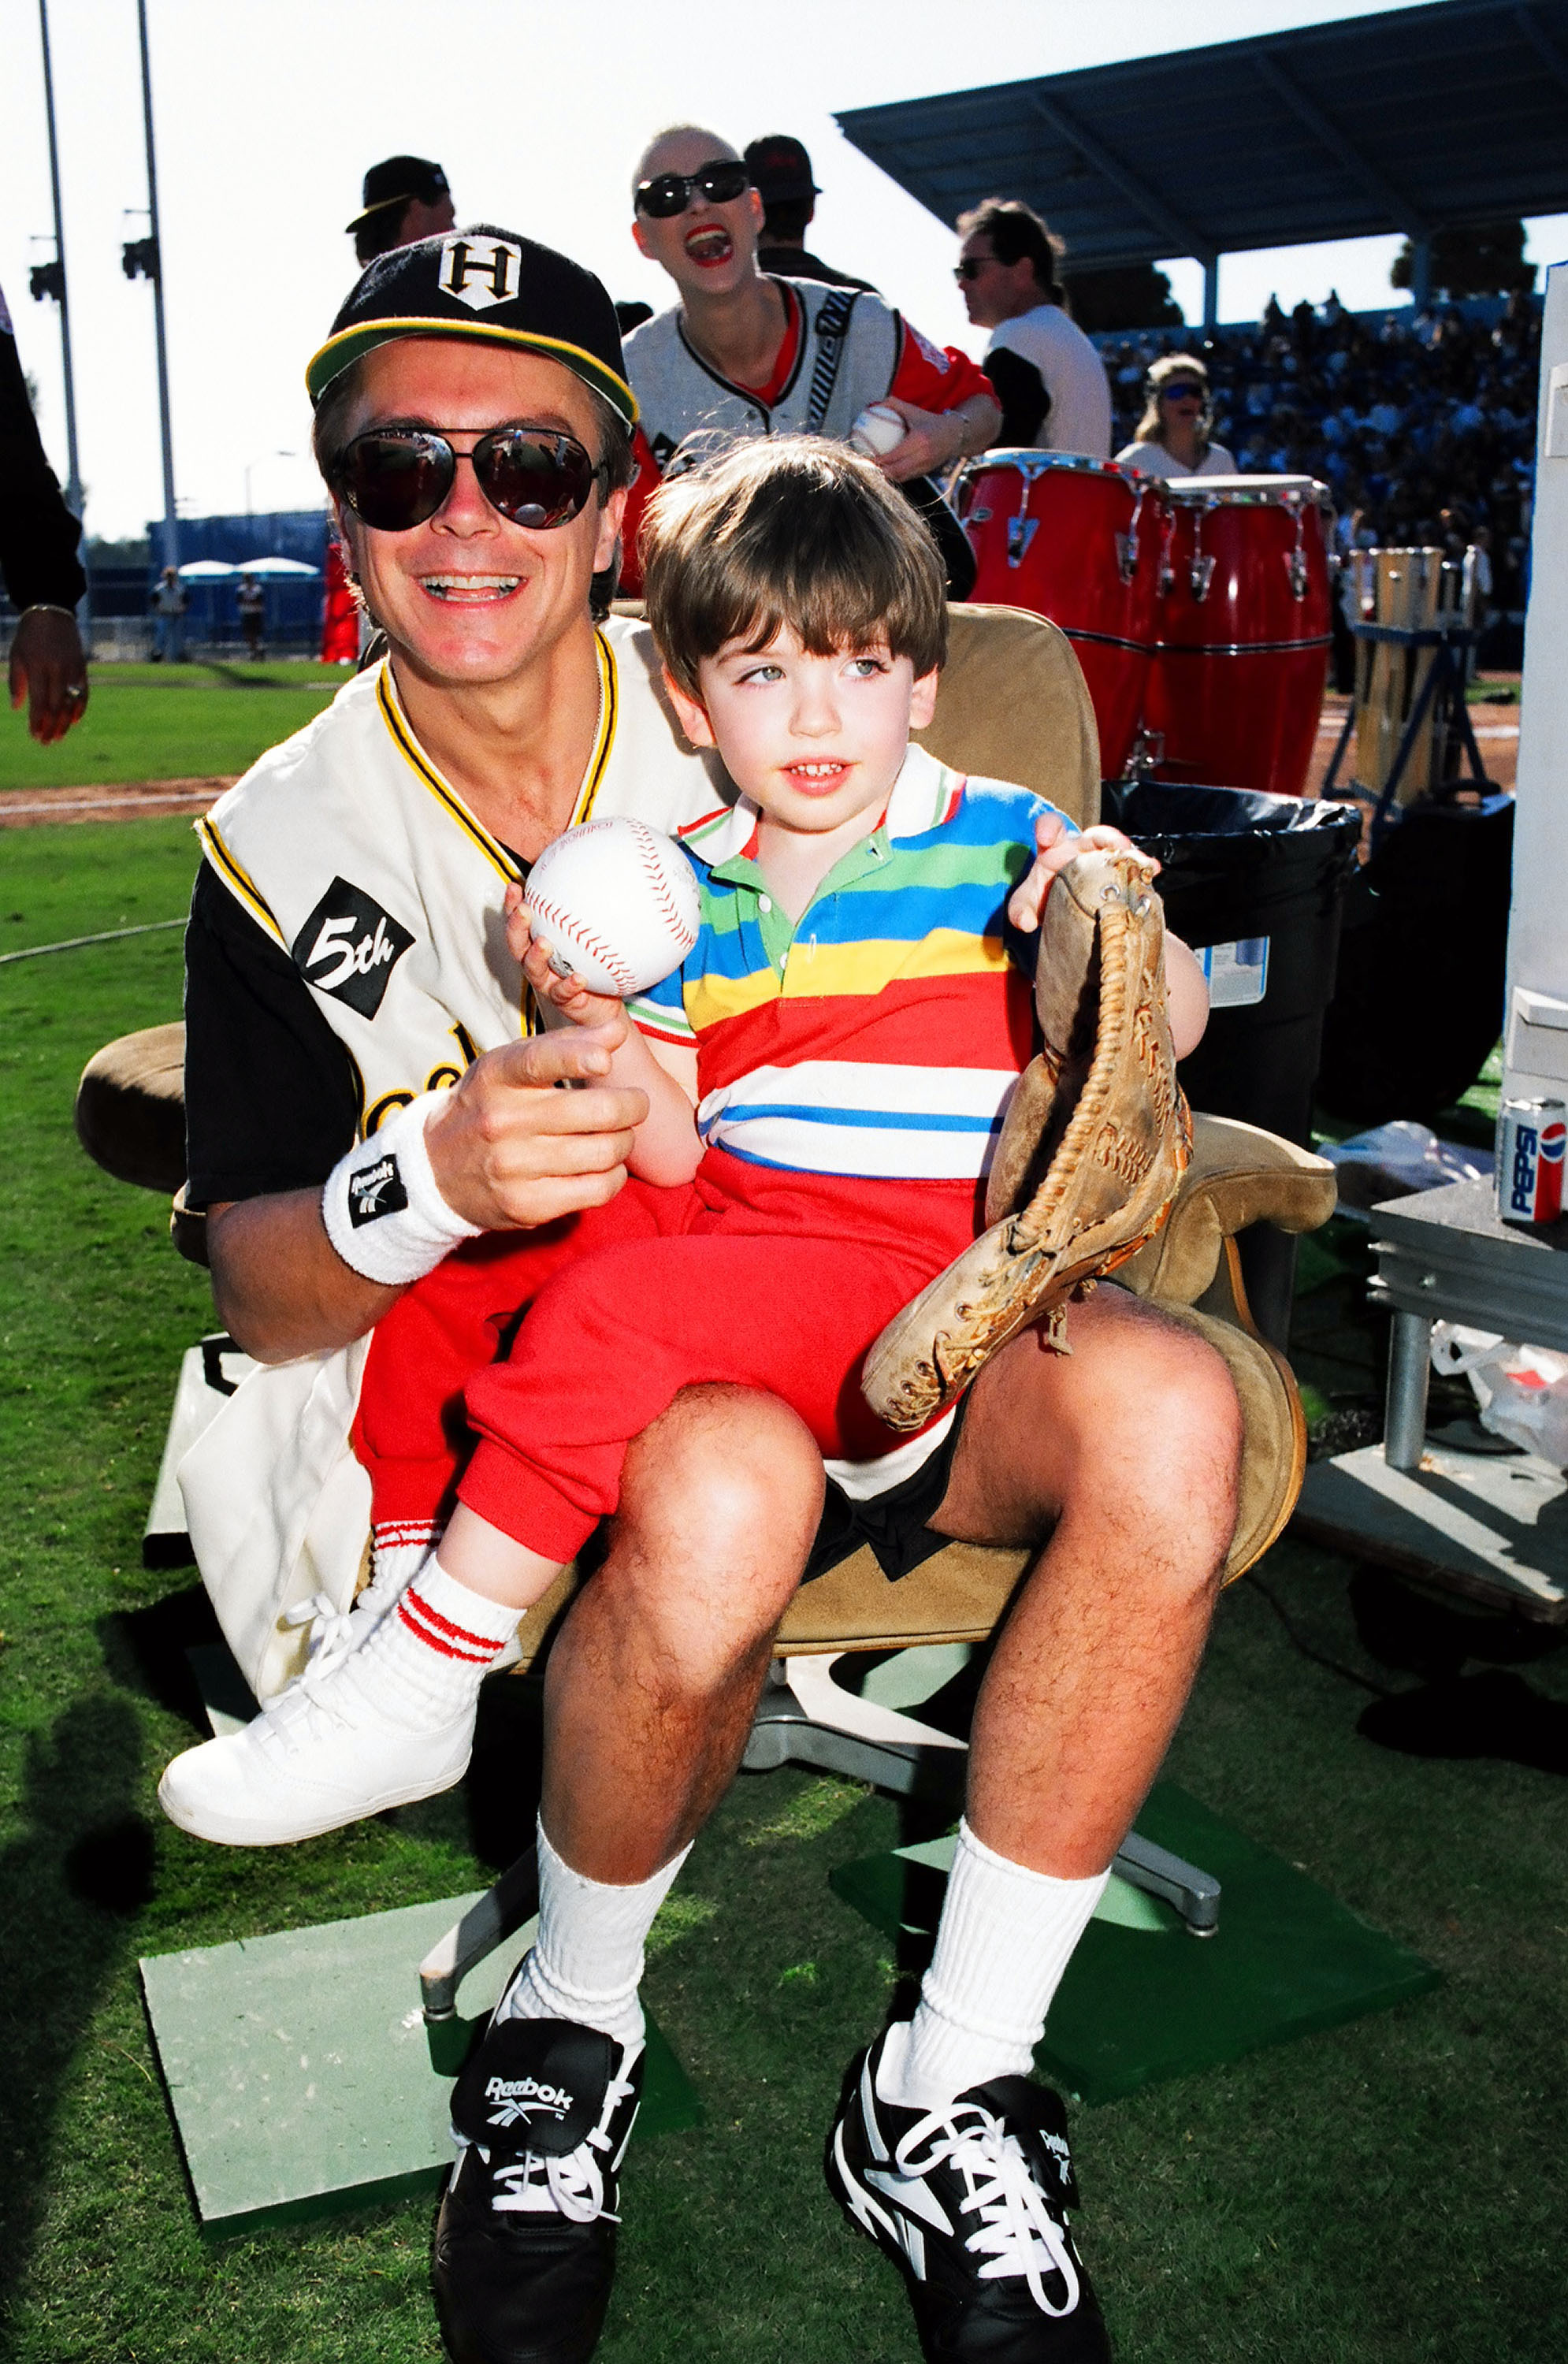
[345,1556,520,1725]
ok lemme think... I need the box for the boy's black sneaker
[825,2027,1112,2361]
[433,2015,642,2364]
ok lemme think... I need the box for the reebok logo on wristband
[349,1154,408,1226]
[323,1092,481,1286]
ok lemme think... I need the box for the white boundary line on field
[0,918,185,965]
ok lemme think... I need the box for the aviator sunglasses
[953,255,1000,283]
[634,161,752,218]
[331,425,607,533]
[1161,381,1207,402]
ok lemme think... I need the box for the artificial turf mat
[6,813,1568,2358]
[830,1782,1440,2106]
[140,1898,699,2236]
[0,661,340,794]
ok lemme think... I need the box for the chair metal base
[745,1653,1221,1937]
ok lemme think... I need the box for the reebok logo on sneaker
[485,2074,574,2128]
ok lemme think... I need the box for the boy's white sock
[339,1554,519,1726]
[498,1816,692,2054]
[878,1817,1111,2113]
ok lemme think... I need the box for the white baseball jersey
[198,616,731,1139]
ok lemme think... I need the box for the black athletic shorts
[802,1392,972,1585]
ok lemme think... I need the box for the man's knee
[616,1382,824,1615]
[942,1293,1243,1576]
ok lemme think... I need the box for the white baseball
[523,816,700,998]
[849,402,909,459]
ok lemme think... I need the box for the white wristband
[321,1091,481,1286]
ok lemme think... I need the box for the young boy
[162,438,1207,1840]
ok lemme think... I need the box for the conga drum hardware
[1141,474,1335,798]
[955,450,1169,779]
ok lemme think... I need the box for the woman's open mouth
[685,225,734,268]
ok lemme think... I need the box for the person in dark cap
[347,154,456,268]
[745,132,875,291]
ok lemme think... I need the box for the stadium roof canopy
[834,0,1568,318]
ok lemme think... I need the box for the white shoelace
[278,1555,412,1678]
[895,2101,1081,2318]
[482,2067,639,2226]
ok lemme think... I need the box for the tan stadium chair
[74,605,1336,1979]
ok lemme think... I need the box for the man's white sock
[339,1555,518,1726]
[498,1816,692,2054]
[878,1817,1111,2113]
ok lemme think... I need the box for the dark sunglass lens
[637,173,689,218]
[477,433,593,527]
[696,163,749,203]
[340,433,453,530]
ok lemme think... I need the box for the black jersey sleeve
[984,347,1051,448]
[184,860,362,1207]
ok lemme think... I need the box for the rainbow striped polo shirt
[630,743,1069,1181]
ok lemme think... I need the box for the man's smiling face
[333,338,624,690]
[630,127,762,301]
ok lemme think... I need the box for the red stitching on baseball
[526,889,639,994]
[634,833,698,951]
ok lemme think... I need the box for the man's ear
[909,667,941,731]
[593,483,630,576]
[662,666,716,749]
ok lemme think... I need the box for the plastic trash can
[1102,778,1362,1346]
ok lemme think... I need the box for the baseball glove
[861,848,1192,1431]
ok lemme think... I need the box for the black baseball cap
[306,225,638,426]
[743,136,819,205]
[346,155,451,236]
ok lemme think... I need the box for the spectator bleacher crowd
[1097,289,1540,645]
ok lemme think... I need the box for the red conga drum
[1142,475,1333,797]
[955,452,1167,778]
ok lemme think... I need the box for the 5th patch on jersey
[292,878,414,1017]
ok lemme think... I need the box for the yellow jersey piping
[196,815,286,945]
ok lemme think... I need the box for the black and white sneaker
[433,2015,643,2364]
[825,2027,1112,2361]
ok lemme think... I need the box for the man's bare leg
[827,1291,1242,2357]
[539,1381,825,1884]
[931,1284,1243,1874]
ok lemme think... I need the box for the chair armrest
[1117,1113,1337,1306]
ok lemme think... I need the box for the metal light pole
[135,0,179,574]
[36,0,82,515]
[35,0,91,641]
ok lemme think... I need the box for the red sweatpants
[352,1147,979,1564]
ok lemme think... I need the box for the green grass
[0,662,343,794]
[4,820,1568,2358]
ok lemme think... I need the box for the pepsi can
[1498,1096,1567,1225]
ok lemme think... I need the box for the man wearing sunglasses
[955,199,1112,460]
[172,227,1239,2364]
[615,125,999,593]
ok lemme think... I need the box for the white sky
[6,0,1566,543]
